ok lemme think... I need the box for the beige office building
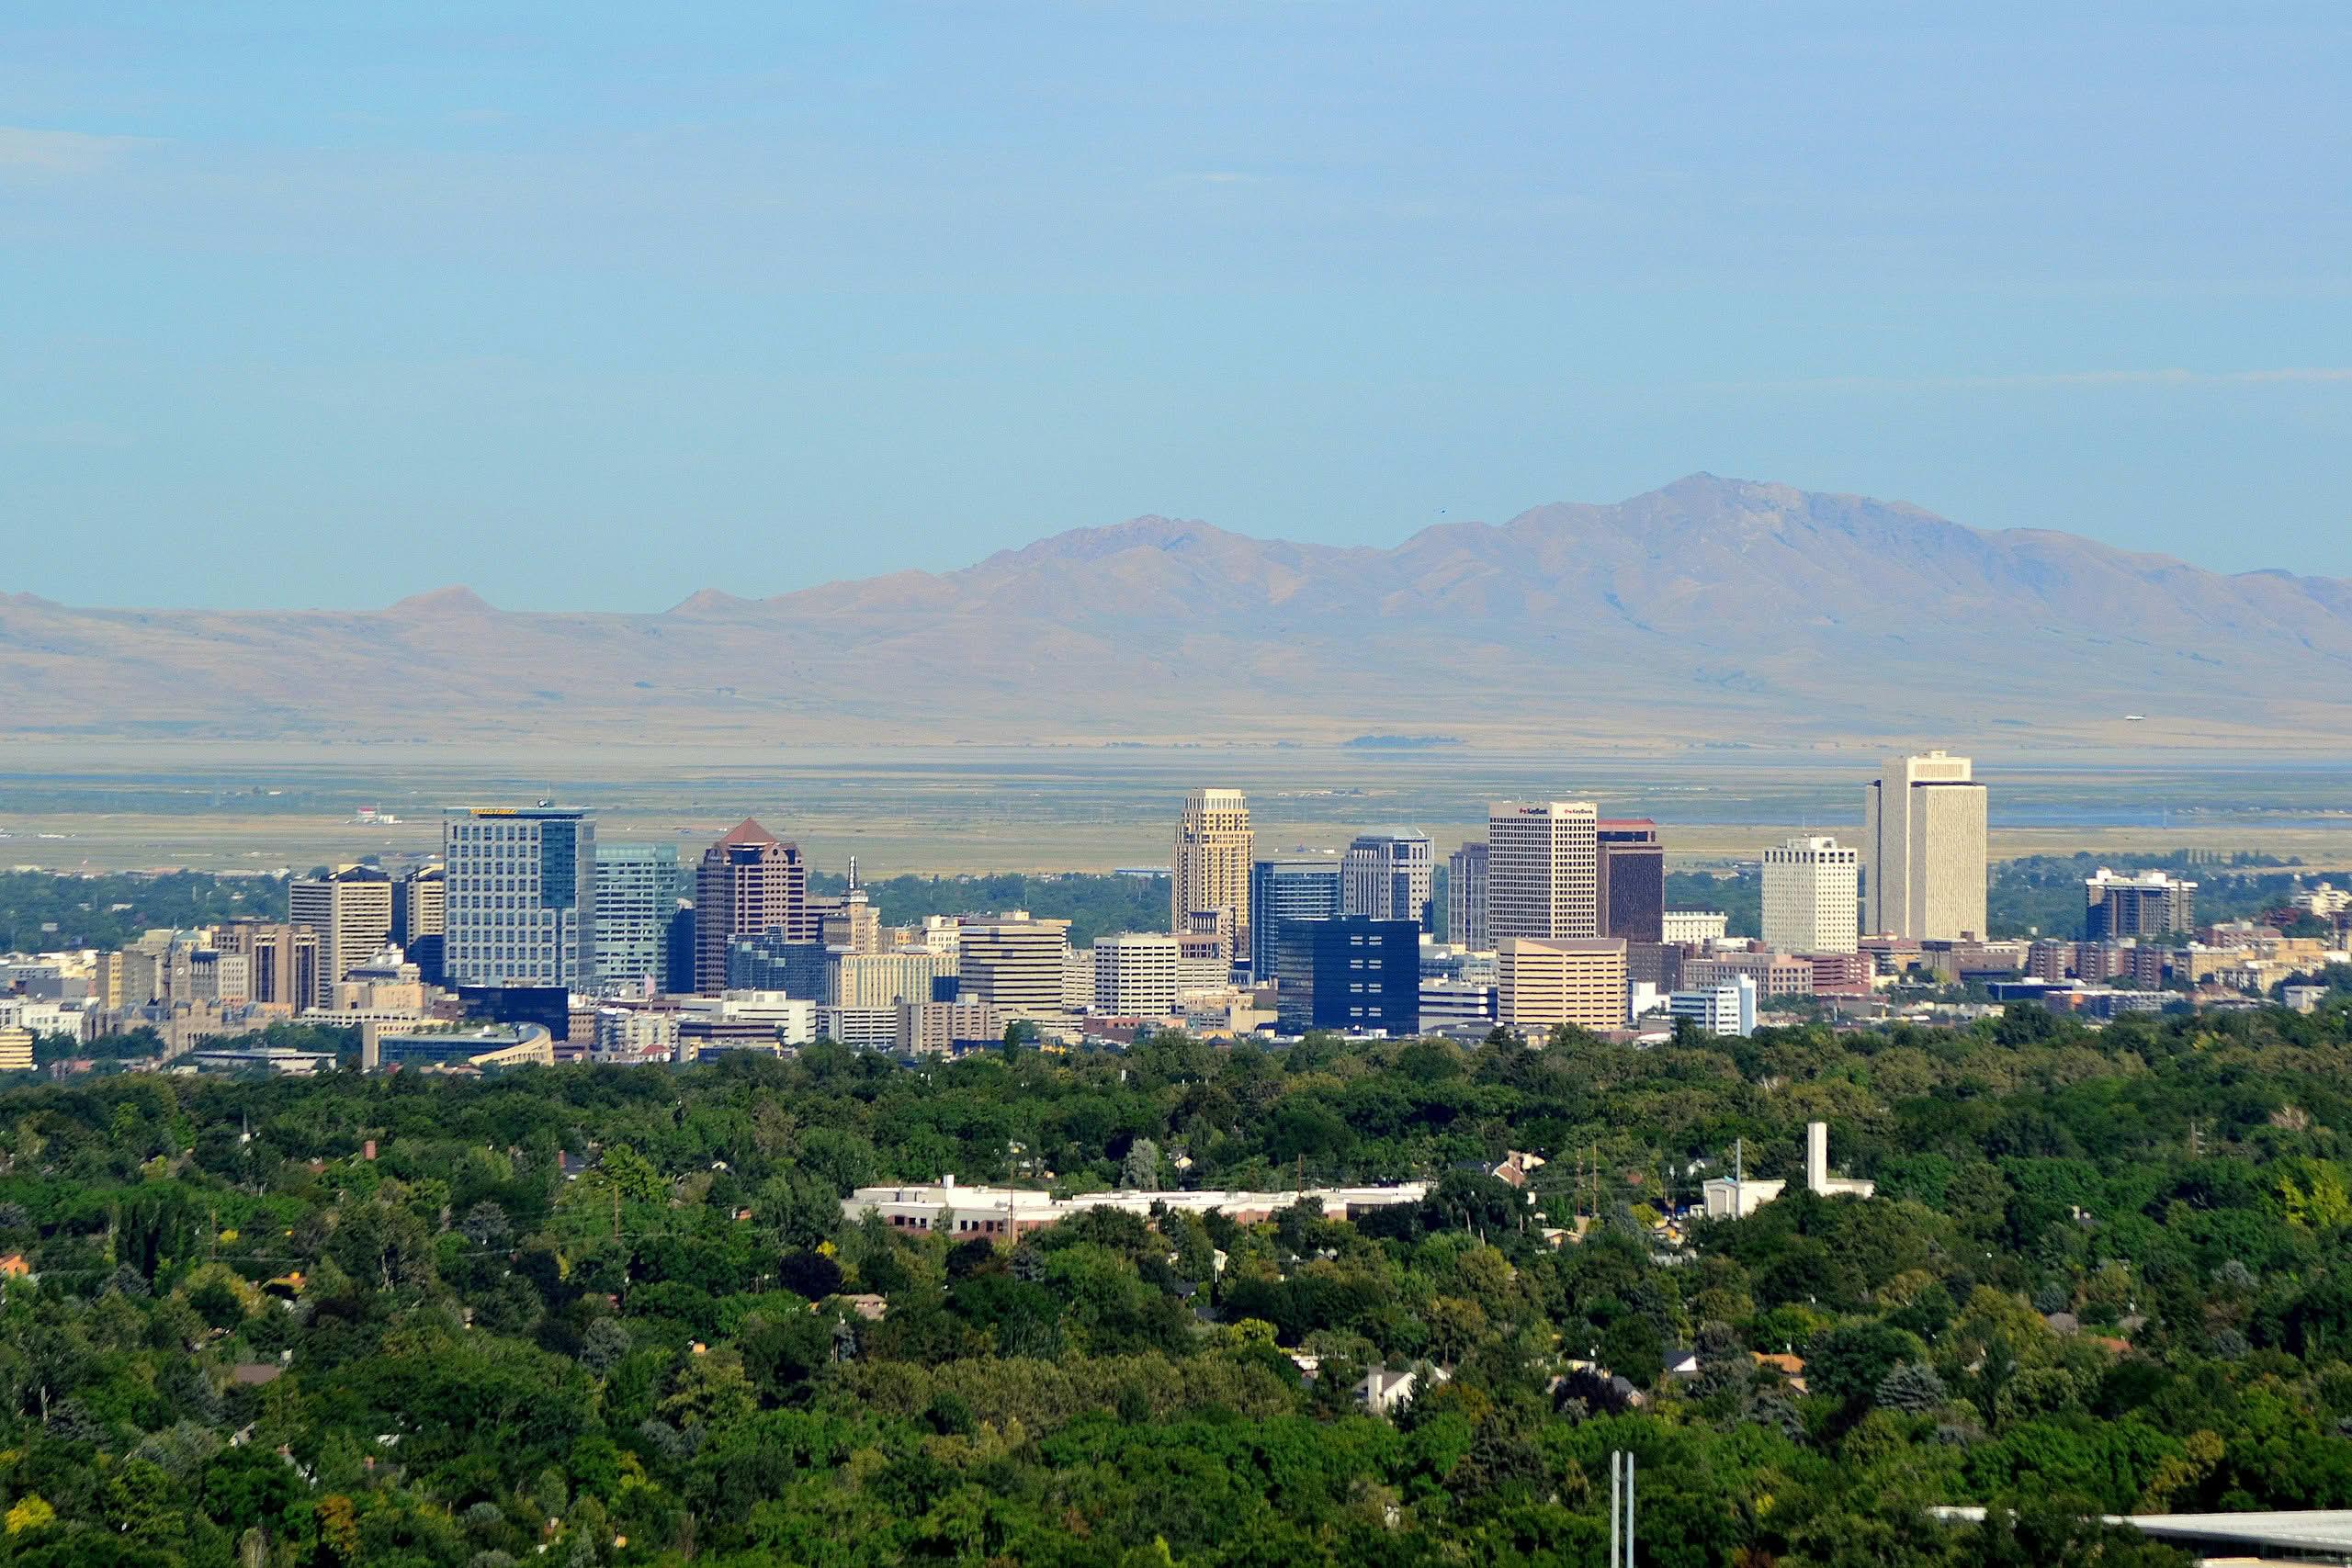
[1171,789,1253,953]
[897,999,999,1056]
[956,915,1073,1022]
[1497,937,1627,1033]
[1761,836,1860,954]
[222,921,322,1011]
[289,866,395,1006]
[1487,801,1599,941]
[393,863,446,945]
[0,1027,31,1073]
[831,949,957,1009]
[1091,931,1182,1016]
[1863,751,1987,940]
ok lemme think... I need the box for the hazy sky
[5,3,2349,609]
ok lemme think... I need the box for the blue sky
[4,2,2348,609]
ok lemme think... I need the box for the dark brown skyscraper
[1597,818,1665,943]
[693,818,811,993]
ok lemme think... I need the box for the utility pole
[1609,1450,1636,1568]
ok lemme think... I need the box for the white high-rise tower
[1761,836,1860,954]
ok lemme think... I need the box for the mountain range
[7,475,2348,749]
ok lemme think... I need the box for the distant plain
[3,740,2346,876]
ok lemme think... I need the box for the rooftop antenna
[847,854,859,892]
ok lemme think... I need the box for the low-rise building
[842,1173,1430,1240]
[1661,910,1729,945]
[363,1022,553,1072]
[1668,976,1757,1038]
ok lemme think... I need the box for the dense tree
[0,998,2345,1566]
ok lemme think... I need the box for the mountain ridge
[5,476,2347,747]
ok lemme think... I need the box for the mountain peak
[980,514,1250,569]
[386,586,496,616]
[668,588,759,615]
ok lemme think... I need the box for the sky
[4,2,2349,610]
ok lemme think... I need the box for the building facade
[1445,841,1489,951]
[956,915,1073,1023]
[1661,909,1729,945]
[2084,867,2197,939]
[1760,835,1861,954]
[594,841,689,992]
[1668,975,1758,1038]
[1496,936,1627,1033]
[221,920,322,1011]
[693,818,811,994]
[1272,917,1419,1035]
[1341,831,1435,932]
[831,949,958,1009]
[288,865,394,1006]
[1249,856,1342,978]
[1091,931,1181,1016]
[441,806,597,989]
[1596,819,1665,942]
[1172,789,1253,953]
[1862,750,1987,940]
[1487,801,1599,942]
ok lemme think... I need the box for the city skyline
[6,8,2347,1559]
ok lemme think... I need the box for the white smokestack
[1806,1122,1828,1194]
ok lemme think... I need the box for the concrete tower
[1862,751,1987,940]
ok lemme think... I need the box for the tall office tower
[594,842,688,991]
[663,905,697,994]
[956,915,1072,1023]
[1248,856,1342,978]
[442,806,596,988]
[1486,800,1600,942]
[390,863,447,986]
[288,865,395,1006]
[1596,819,1666,942]
[2084,867,2197,940]
[221,921,321,1010]
[1342,831,1435,931]
[1862,751,1988,940]
[1495,936,1629,1033]
[1446,842,1489,950]
[1171,789,1253,953]
[1092,931,1182,1016]
[1760,835,1861,954]
[1272,917,1420,1035]
[391,863,446,945]
[693,818,812,994]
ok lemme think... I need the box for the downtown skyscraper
[693,819,812,994]
[442,806,596,989]
[1486,800,1599,941]
[1862,751,1987,940]
[1171,789,1253,954]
